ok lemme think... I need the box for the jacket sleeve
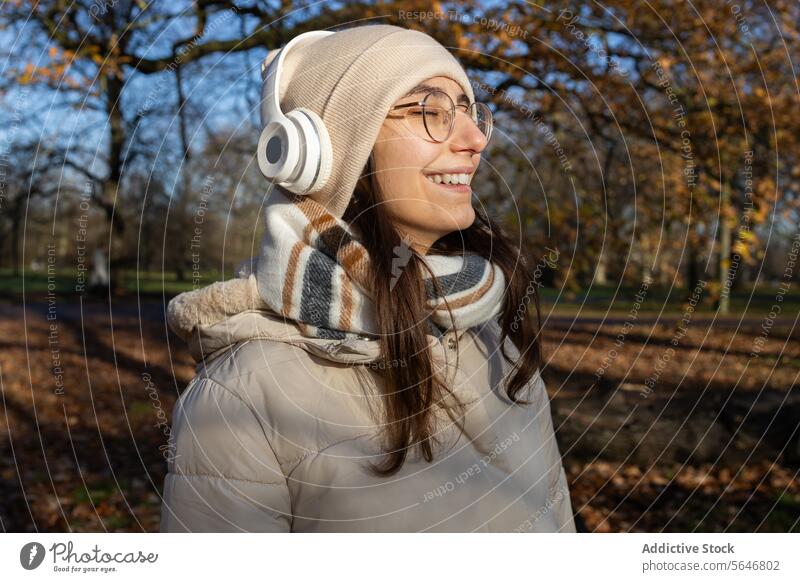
[550,461,578,533]
[160,376,292,532]
[539,374,578,533]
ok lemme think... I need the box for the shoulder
[203,336,320,382]
[178,337,377,466]
[470,318,546,396]
[191,337,332,420]
[198,337,369,403]
[470,318,521,360]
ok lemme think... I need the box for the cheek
[374,123,430,166]
[376,143,438,200]
[379,166,422,200]
[404,182,476,232]
[372,127,473,229]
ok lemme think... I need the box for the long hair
[341,154,545,477]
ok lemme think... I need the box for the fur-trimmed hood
[166,274,468,366]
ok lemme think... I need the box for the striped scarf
[242,187,506,340]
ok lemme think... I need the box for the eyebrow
[402,83,471,106]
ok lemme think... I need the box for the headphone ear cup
[301,109,333,194]
[283,108,333,195]
[257,118,300,184]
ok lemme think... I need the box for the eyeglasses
[387,90,493,144]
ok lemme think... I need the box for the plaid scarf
[240,187,506,340]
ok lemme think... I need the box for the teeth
[426,173,471,185]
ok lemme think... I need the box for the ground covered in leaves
[1,299,797,532]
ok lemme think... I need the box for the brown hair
[342,155,545,477]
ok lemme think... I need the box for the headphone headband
[257,30,335,195]
[260,30,335,132]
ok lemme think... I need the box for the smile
[425,172,472,185]
[424,172,473,193]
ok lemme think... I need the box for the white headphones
[257,30,335,195]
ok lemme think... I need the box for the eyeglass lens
[411,90,492,143]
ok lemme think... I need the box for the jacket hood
[166,274,466,365]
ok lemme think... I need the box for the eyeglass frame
[386,90,493,144]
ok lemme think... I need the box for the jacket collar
[168,279,470,365]
[185,309,385,364]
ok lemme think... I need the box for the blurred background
[0,0,798,532]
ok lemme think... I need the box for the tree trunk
[101,73,128,295]
[718,181,732,315]
[686,238,700,293]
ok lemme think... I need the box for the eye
[425,107,449,120]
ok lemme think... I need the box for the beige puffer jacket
[160,275,576,532]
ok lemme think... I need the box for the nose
[449,109,487,154]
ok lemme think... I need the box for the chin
[432,204,475,235]
[452,203,476,230]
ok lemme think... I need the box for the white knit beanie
[261,24,475,218]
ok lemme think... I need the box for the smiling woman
[372,76,493,254]
[160,23,576,533]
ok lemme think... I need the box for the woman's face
[371,76,488,255]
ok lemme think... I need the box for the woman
[160,23,576,532]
